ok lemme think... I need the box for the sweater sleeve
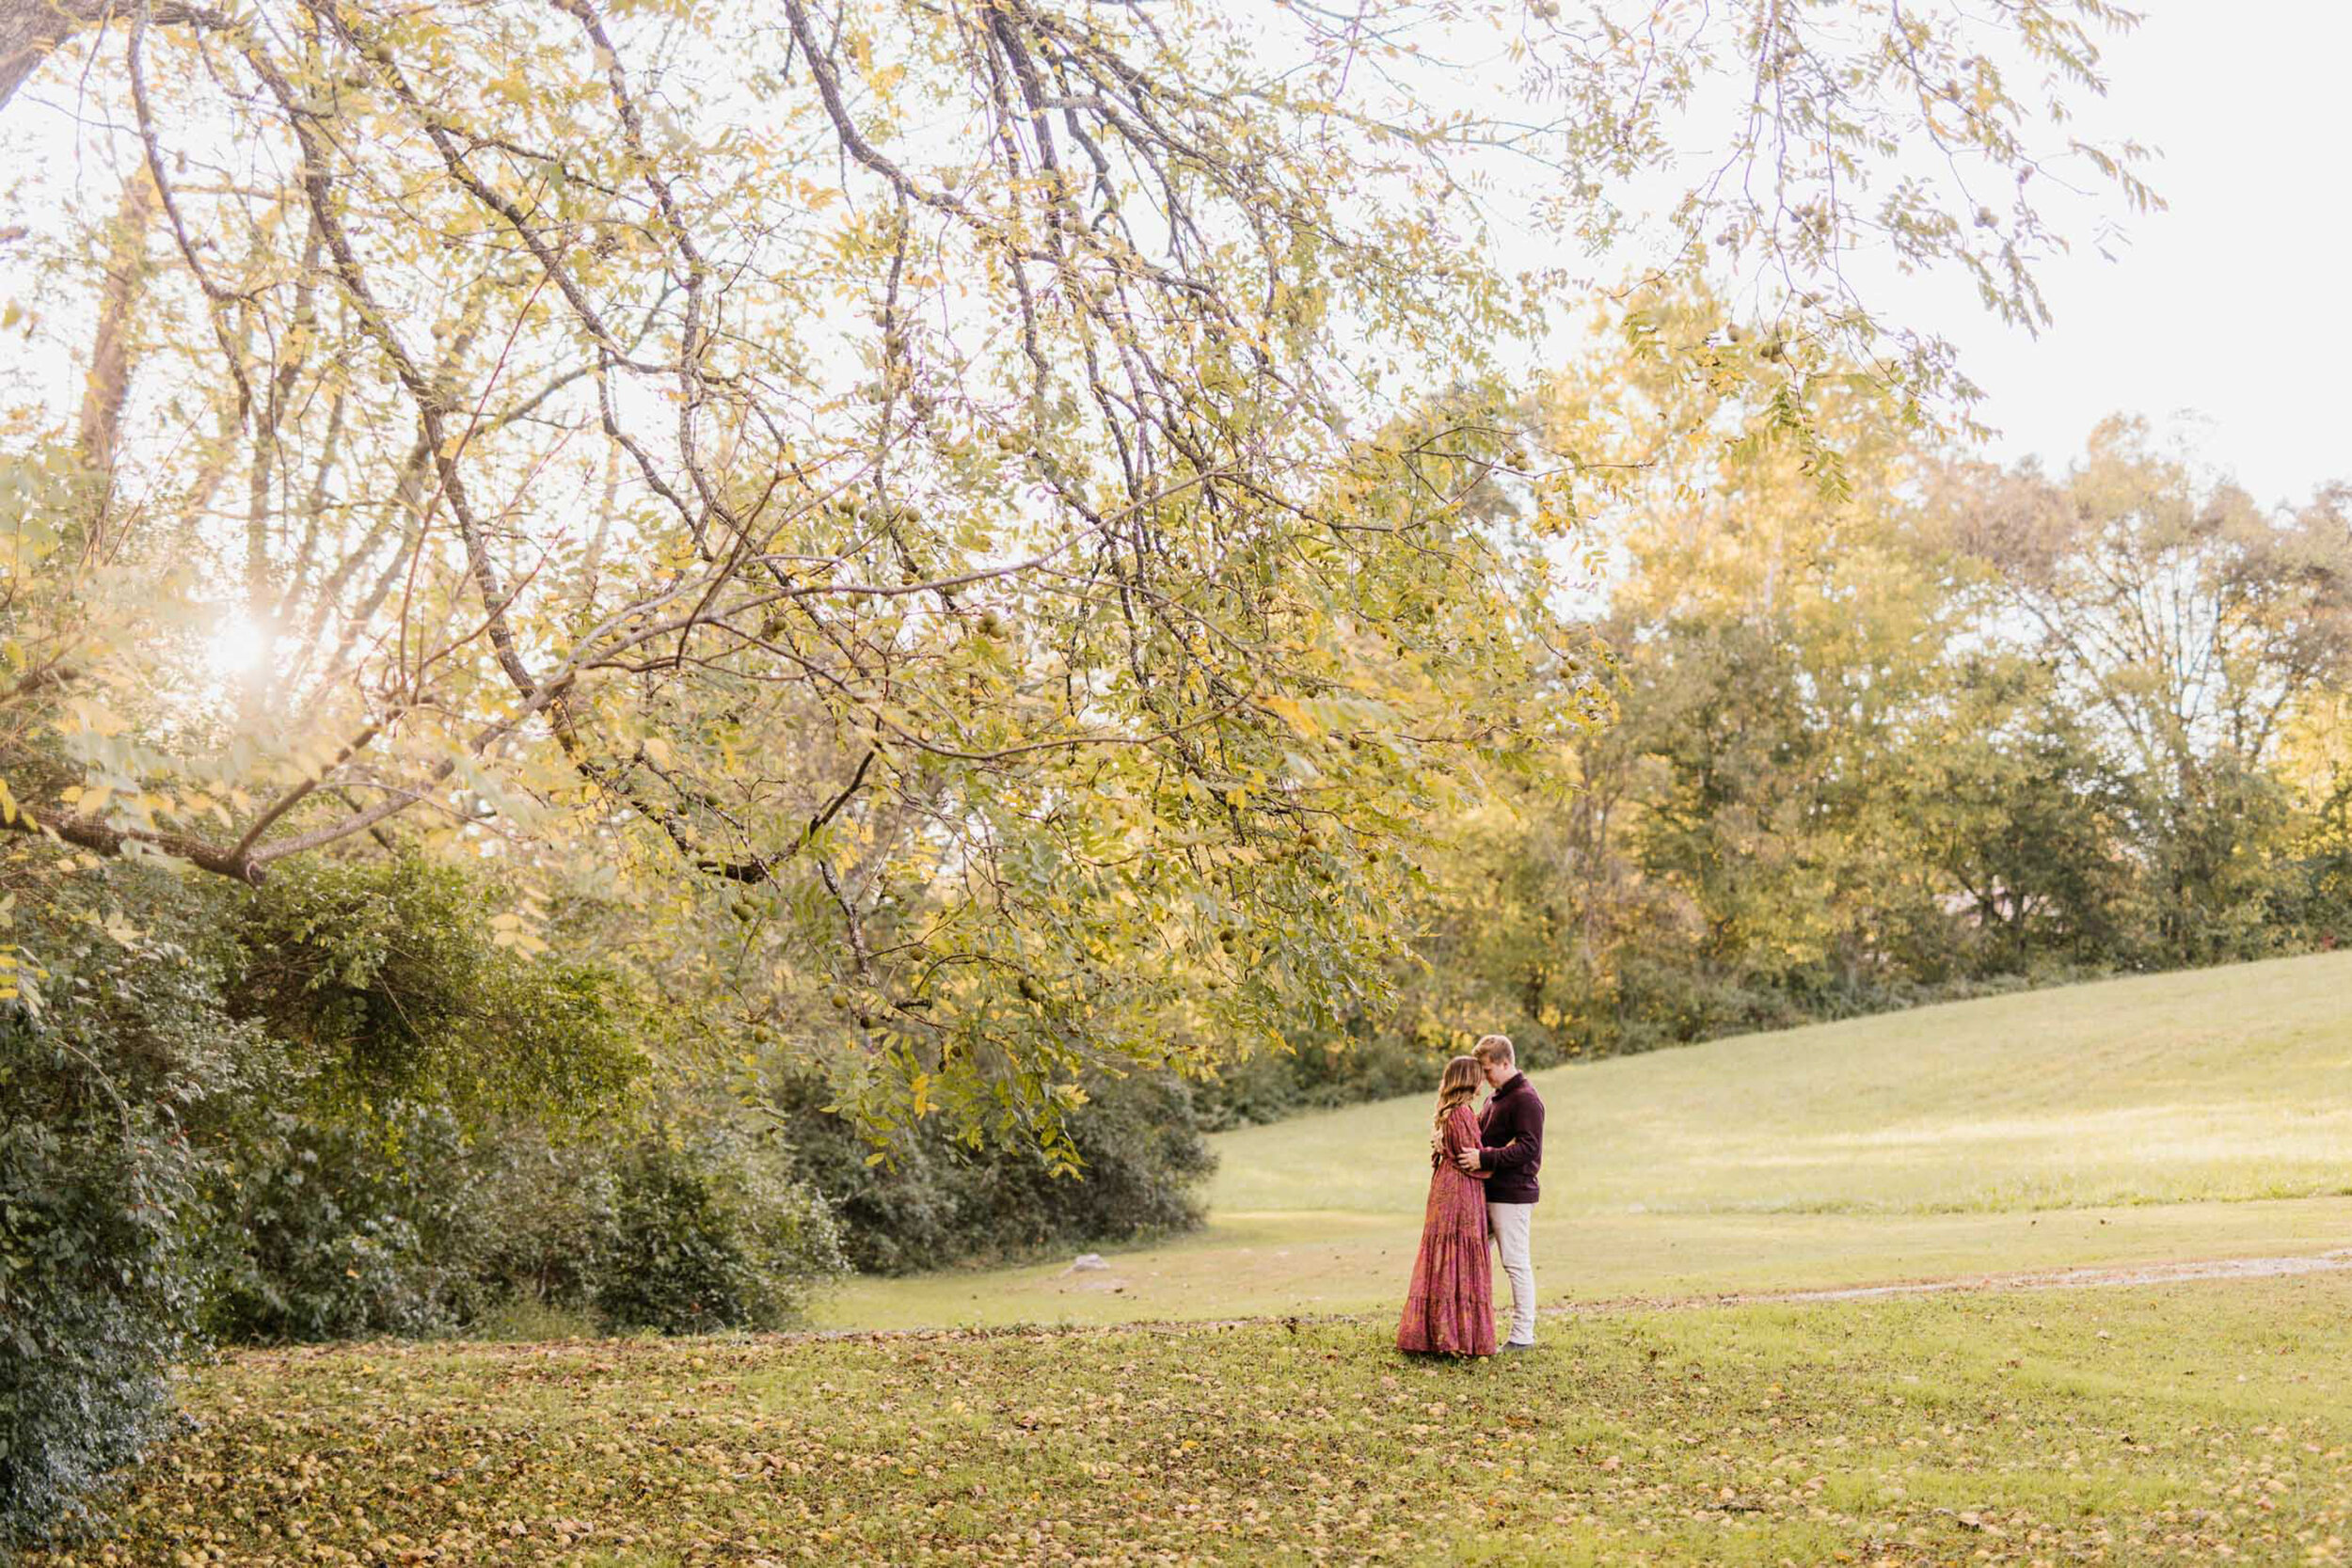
[1483,1094,1545,1172]
[1441,1106,1477,1162]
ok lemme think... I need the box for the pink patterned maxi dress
[1395,1102,1496,1356]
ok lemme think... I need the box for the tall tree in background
[0,0,2153,1142]
[1936,421,2352,960]
[1538,293,1986,1023]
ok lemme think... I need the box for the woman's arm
[1444,1107,1491,1177]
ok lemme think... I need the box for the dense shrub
[466,1126,623,1312]
[221,857,644,1122]
[775,1069,1215,1275]
[210,1105,849,1341]
[204,1101,498,1342]
[0,889,259,1546]
[597,1122,846,1333]
[194,847,851,1342]
[195,854,703,1341]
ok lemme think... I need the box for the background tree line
[1206,350,2351,1119]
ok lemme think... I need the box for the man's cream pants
[1486,1200,1536,1345]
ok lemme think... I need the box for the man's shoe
[1500,1339,1537,1354]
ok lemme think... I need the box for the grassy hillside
[1211,949,2352,1217]
[36,1273,2352,1566]
[819,952,2352,1330]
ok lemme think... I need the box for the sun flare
[205,615,270,679]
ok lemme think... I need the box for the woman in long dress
[1396,1054,1496,1356]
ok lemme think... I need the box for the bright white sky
[1922,0,2352,506]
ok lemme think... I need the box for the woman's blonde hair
[1433,1053,1483,1132]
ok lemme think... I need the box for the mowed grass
[34,1272,2352,1566]
[820,951,2352,1330]
[1209,949,2352,1218]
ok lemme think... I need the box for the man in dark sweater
[1454,1034,1544,1350]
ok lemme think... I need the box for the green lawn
[820,951,2352,1331]
[39,953,2352,1567]
[37,1273,2352,1566]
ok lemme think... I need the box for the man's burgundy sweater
[1476,1072,1546,1204]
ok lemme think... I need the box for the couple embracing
[1396,1033,1544,1358]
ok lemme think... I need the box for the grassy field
[33,1272,2352,1566]
[820,951,2352,1330]
[35,954,2352,1566]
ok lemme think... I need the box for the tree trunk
[77,166,156,499]
[1,0,87,115]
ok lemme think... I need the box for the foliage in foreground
[24,1274,2352,1566]
[3,835,1218,1545]
[0,889,258,1541]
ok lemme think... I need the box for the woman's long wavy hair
[1432,1053,1483,1134]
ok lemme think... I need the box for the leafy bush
[211,1105,845,1341]
[466,1126,622,1313]
[221,857,644,1123]
[775,1069,1215,1275]
[597,1122,846,1334]
[0,890,258,1546]
[203,1101,494,1342]
[198,854,668,1340]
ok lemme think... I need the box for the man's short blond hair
[1472,1034,1515,1066]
